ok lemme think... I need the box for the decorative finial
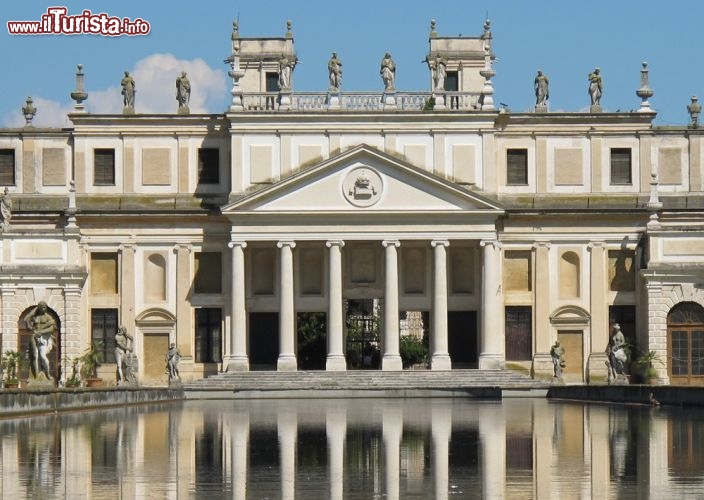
[482,18,492,40]
[479,42,495,110]
[22,96,37,126]
[70,64,88,113]
[687,95,701,128]
[285,20,293,38]
[66,180,78,228]
[647,172,662,229]
[231,20,239,40]
[636,61,654,112]
[430,19,437,38]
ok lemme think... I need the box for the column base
[431,354,452,370]
[326,354,347,371]
[532,353,553,381]
[225,356,250,372]
[478,353,504,370]
[587,352,610,385]
[277,354,297,372]
[382,354,402,371]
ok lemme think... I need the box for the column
[175,244,192,358]
[382,240,402,371]
[278,409,297,500]
[226,241,248,371]
[326,241,346,371]
[588,241,609,383]
[382,401,403,500]
[119,244,136,333]
[431,240,451,370]
[278,241,297,371]
[431,401,452,500]
[533,241,553,378]
[479,240,504,369]
[326,403,347,500]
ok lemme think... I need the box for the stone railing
[239,91,482,112]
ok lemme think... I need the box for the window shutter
[94,149,115,185]
[0,150,16,185]
[507,149,528,185]
[610,148,632,184]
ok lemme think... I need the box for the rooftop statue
[688,95,701,128]
[380,52,396,91]
[588,68,603,110]
[121,71,136,113]
[427,54,447,91]
[534,70,549,108]
[176,71,191,114]
[0,187,11,230]
[328,52,343,91]
[279,53,298,91]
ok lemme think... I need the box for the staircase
[184,369,549,399]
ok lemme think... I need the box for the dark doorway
[448,311,478,367]
[249,312,279,369]
[297,312,327,370]
[505,306,532,361]
[345,299,380,369]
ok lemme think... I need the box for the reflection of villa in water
[1,399,702,498]
[3,15,704,386]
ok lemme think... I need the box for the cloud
[1,54,228,127]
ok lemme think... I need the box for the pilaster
[588,241,609,383]
[533,241,553,378]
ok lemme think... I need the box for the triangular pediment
[223,145,503,215]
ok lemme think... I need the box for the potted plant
[636,350,662,385]
[1,349,25,389]
[78,342,103,387]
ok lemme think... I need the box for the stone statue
[550,340,565,379]
[26,301,57,381]
[165,343,181,383]
[121,71,136,110]
[607,323,629,384]
[688,95,701,128]
[278,53,298,90]
[115,326,138,384]
[0,187,12,230]
[328,52,343,91]
[175,71,191,113]
[380,52,396,91]
[534,70,549,108]
[427,54,447,91]
[588,68,603,108]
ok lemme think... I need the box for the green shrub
[399,335,428,368]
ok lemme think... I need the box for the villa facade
[2,19,704,386]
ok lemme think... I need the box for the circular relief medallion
[342,166,383,207]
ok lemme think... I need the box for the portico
[221,145,504,372]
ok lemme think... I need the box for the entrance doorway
[345,299,380,369]
[558,330,584,383]
[448,311,478,368]
[143,333,169,381]
[668,302,704,386]
[249,312,279,369]
[297,312,327,370]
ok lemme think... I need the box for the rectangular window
[195,308,222,363]
[610,148,632,185]
[194,252,222,294]
[506,149,528,185]
[91,252,118,295]
[197,148,219,185]
[91,308,118,363]
[94,149,116,185]
[0,149,16,185]
[505,306,532,361]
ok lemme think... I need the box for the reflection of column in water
[478,403,506,499]
[326,402,347,500]
[533,399,554,499]
[278,408,297,500]
[225,410,249,499]
[64,426,89,498]
[432,401,452,500]
[590,406,610,499]
[382,400,403,500]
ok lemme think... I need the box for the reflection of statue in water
[115,326,138,384]
[26,301,57,381]
[165,343,181,382]
[380,52,396,91]
[0,187,11,230]
[607,323,628,384]
[550,340,565,379]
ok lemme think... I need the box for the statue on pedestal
[26,301,57,381]
[121,71,136,113]
[588,68,603,111]
[550,340,565,379]
[165,343,181,383]
[328,52,343,91]
[534,70,549,110]
[607,323,629,384]
[380,52,396,91]
[175,71,191,114]
[115,326,138,385]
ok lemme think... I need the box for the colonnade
[225,238,504,372]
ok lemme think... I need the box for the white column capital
[480,239,502,249]
[118,243,136,252]
[326,240,345,248]
[431,240,450,248]
[532,241,551,250]
[587,241,606,250]
[277,240,296,249]
[382,240,400,248]
[173,243,192,254]
[228,240,247,249]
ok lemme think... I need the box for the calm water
[1,397,703,499]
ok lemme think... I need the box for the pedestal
[382,92,396,110]
[587,352,609,384]
[532,353,554,380]
[534,104,547,113]
[590,105,602,113]
[279,92,291,111]
[327,92,341,110]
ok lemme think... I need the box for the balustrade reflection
[0,399,703,498]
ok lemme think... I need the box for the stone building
[1,19,703,385]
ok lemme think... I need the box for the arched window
[668,301,704,385]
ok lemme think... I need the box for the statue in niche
[328,52,343,91]
[115,326,138,384]
[550,340,565,379]
[175,71,191,113]
[588,68,603,107]
[165,343,181,383]
[380,52,396,91]
[607,323,629,384]
[0,187,12,230]
[121,71,136,110]
[534,70,549,107]
[26,301,57,381]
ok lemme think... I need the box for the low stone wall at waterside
[0,387,184,416]
[548,385,704,406]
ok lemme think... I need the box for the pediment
[135,308,176,326]
[223,145,503,215]
[550,306,591,326]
